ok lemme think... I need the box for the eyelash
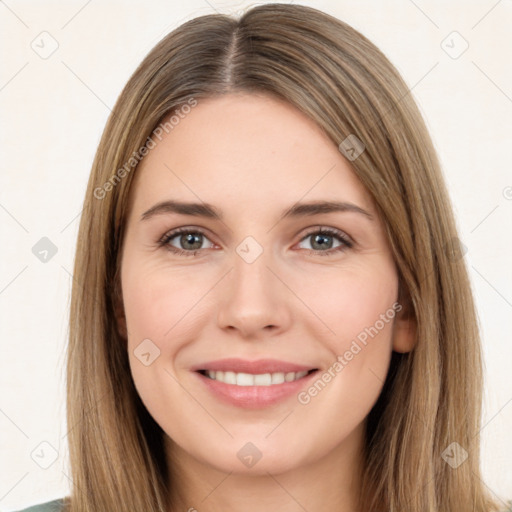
[158,226,353,258]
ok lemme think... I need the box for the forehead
[129,93,374,218]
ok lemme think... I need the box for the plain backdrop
[1,0,511,509]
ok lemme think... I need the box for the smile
[192,359,320,409]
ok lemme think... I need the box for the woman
[17,3,510,511]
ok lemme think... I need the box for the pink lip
[191,358,319,409]
[191,358,317,374]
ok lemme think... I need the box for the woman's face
[118,93,414,477]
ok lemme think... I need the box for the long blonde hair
[67,4,502,511]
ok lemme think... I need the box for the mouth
[192,358,320,409]
[197,368,318,386]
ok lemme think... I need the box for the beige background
[0,0,511,509]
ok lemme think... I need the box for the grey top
[14,497,512,511]
[14,499,65,512]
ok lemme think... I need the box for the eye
[158,226,353,257]
[296,227,353,256]
[158,227,215,257]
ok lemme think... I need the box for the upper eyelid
[300,225,351,241]
[159,226,216,244]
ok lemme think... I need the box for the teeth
[271,372,285,384]
[204,370,310,386]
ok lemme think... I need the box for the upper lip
[192,358,318,374]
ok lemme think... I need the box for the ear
[391,305,417,354]
[115,300,128,340]
[113,280,128,341]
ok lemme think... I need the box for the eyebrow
[140,199,374,222]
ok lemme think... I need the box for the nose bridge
[230,238,276,304]
[216,236,290,336]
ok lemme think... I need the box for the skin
[116,93,416,511]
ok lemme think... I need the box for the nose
[216,247,292,340]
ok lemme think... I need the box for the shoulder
[13,498,66,512]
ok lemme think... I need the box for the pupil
[312,234,332,250]
[182,233,202,250]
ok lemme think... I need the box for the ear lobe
[392,312,417,354]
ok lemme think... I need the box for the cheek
[121,258,220,408]
[292,260,398,350]
[122,260,208,341]
[121,263,198,431]
[292,260,398,412]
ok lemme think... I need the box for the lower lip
[194,371,318,409]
